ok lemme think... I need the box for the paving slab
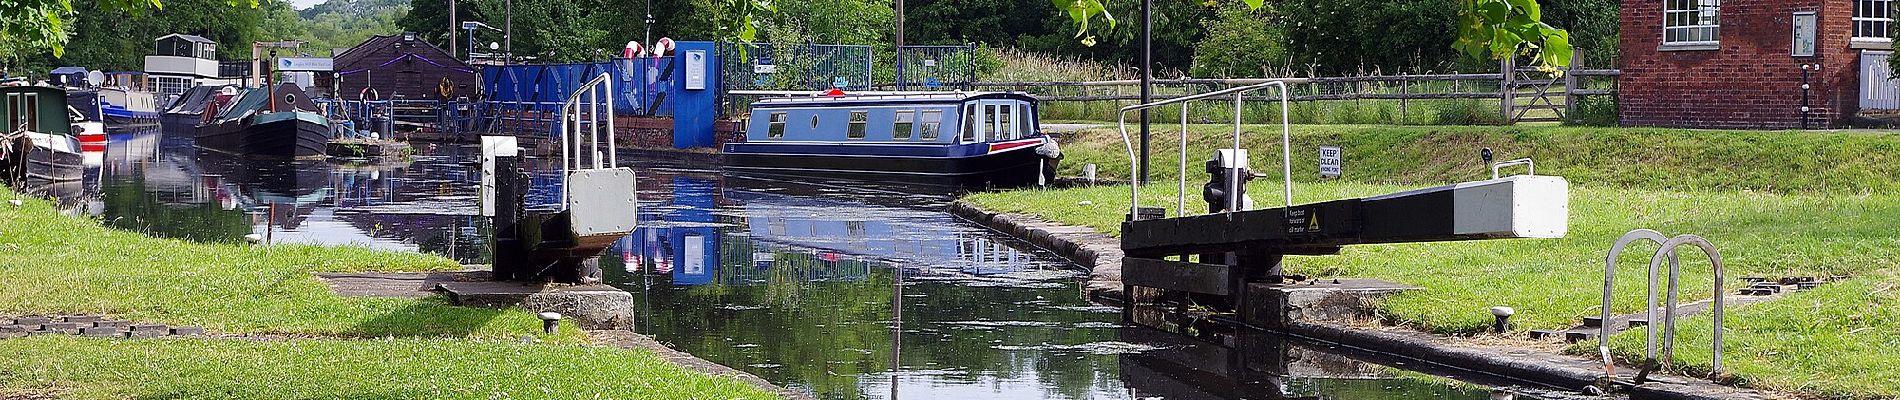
[314,270,487,298]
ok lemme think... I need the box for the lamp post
[448,0,458,60]
[1139,0,1153,184]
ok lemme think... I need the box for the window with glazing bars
[847,110,868,139]
[1857,0,1894,41]
[920,110,943,140]
[767,112,786,139]
[892,110,914,140]
[1663,0,1720,45]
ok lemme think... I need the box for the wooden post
[1500,57,1515,124]
[1563,52,1581,123]
[1398,74,1408,125]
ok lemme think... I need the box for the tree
[1048,0,1573,70]
[1190,5,1286,78]
[0,0,254,60]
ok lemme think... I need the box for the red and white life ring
[624,41,644,59]
[651,38,676,57]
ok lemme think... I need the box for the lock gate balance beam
[1121,175,1569,297]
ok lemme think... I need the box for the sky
[289,0,325,9]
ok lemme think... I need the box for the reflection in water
[603,173,1566,400]
[60,124,1574,400]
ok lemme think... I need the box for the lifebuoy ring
[437,77,454,100]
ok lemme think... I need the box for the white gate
[1861,50,1900,110]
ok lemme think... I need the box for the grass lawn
[0,187,776,399]
[0,336,775,399]
[967,123,1900,399]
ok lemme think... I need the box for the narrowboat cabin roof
[751,92,1034,108]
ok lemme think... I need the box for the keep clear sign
[1318,145,1342,178]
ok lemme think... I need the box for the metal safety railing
[1600,230,1726,381]
[557,72,618,207]
[1115,78,1309,219]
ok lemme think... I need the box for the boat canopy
[1,85,74,135]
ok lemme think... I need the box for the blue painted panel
[671,41,720,148]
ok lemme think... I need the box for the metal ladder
[1600,230,1727,381]
[557,72,620,205]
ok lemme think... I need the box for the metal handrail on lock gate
[557,72,619,208]
[1114,78,1310,219]
[1599,230,1726,381]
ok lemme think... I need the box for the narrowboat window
[1017,103,1035,137]
[811,114,821,130]
[767,112,787,139]
[962,103,978,143]
[984,105,1001,141]
[22,94,37,132]
[893,110,915,140]
[847,110,868,139]
[997,105,1013,140]
[920,110,943,140]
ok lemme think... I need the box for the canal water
[51,125,1583,400]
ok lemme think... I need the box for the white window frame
[1856,0,1894,48]
[1794,12,1818,57]
[1662,0,1721,49]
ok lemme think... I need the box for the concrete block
[14,316,50,325]
[80,327,123,337]
[170,326,205,336]
[61,315,102,323]
[1242,279,1421,328]
[128,325,169,338]
[91,320,128,329]
[41,322,79,333]
[523,288,637,330]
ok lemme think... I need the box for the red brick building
[1620,0,1896,128]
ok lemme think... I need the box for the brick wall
[1620,0,1863,129]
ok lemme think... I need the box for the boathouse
[144,34,223,101]
[318,33,478,100]
[1619,0,1900,128]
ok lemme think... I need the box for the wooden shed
[317,33,478,101]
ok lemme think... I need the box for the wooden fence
[964,62,1619,124]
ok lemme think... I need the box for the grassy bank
[1605,269,1900,399]
[0,188,775,399]
[1047,124,1900,194]
[0,336,772,399]
[968,124,1900,398]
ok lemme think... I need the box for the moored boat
[722,92,1059,189]
[51,68,160,126]
[194,82,331,159]
[0,85,88,184]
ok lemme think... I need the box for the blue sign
[832,76,849,89]
[924,77,942,88]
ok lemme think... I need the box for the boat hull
[723,144,1047,189]
[196,112,330,159]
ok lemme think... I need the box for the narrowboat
[722,92,1058,189]
[51,68,161,126]
[0,84,89,184]
[195,82,331,159]
[160,85,228,131]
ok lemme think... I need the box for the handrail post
[1600,229,1677,376]
[1653,235,1725,380]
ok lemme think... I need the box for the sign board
[1318,145,1342,178]
[683,234,706,275]
[753,64,777,74]
[684,50,707,90]
[277,57,334,72]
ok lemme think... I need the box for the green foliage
[294,0,405,54]
[1454,0,1572,69]
[1539,0,1618,66]
[1433,99,1504,125]
[1281,0,1464,74]
[0,0,253,63]
[0,336,780,399]
[19,0,274,74]
[1565,95,1617,126]
[1189,4,1285,78]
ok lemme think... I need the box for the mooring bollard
[1490,306,1515,333]
[538,312,562,334]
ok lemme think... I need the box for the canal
[47,125,1586,400]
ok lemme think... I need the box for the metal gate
[1861,50,1899,110]
[895,45,978,90]
[719,43,873,92]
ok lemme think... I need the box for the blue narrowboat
[722,92,1058,189]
